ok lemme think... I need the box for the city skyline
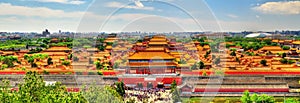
[0,0,300,32]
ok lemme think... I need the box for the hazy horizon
[1,0,300,32]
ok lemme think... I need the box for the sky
[0,0,300,32]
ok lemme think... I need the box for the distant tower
[42,29,50,36]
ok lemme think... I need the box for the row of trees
[0,56,19,69]
[225,37,278,51]
[2,71,299,103]
[0,71,125,103]
[240,90,299,103]
[240,90,275,103]
[24,54,49,68]
[0,71,86,102]
[0,37,108,51]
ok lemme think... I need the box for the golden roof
[106,46,112,49]
[177,64,190,67]
[129,52,175,60]
[170,52,185,55]
[106,37,117,40]
[187,59,197,63]
[272,64,294,68]
[145,47,165,51]
[259,46,282,51]
[272,40,279,43]
[104,40,115,43]
[203,45,210,49]
[41,52,68,55]
[150,38,167,42]
[129,62,177,66]
[285,40,293,42]
[292,41,300,45]
[268,50,289,54]
[44,46,71,52]
[148,42,168,45]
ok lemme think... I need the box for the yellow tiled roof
[292,41,300,45]
[259,46,282,51]
[129,52,175,60]
[148,42,168,45]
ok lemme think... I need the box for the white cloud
[106,2,154,11]
[0,3,100,18]
[253,1,300,15]
[0,3,103,32]
[32,0,85,5]
[227,14,238,18]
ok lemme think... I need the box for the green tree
[172,87,181,103]
[214,57,221,65]
[250,93,258,103]
[43,70,50,75]
[170,80,181,103]
[285,98,298,103]
[215,70,224,76]
[62,61,70,66]
[31,62,38,68]
[178,59,187,64]
[282,46,290,50]
[103,66,108,70]
[115,81,125,97]
[113,62,120,69]
[1,64,8,70]
[236,57,240,64]
[198,61,205,69]
[170,80,177,92]
[0,71,87,102]
[288,60,295,64]
[68,54,73,60]
[241,90,275,103]
[241,90,251,103]
[202,71,207,76]
[127,98,136,103]
[94,61,103,70]
[97,71,103,75]
[191,63,197,70]
[230,51,236,56]
[280,58,288,64]
[260,59,267,66]
[47,57,53,65]
[256,94,275,103]
[282,53,287,58]
[204,50,210,59]
[1,56,18,68]
[98,45,105,51]
[83,85,123,103]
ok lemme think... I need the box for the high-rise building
[42,29,50,36]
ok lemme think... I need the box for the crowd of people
[124,88,172,103]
